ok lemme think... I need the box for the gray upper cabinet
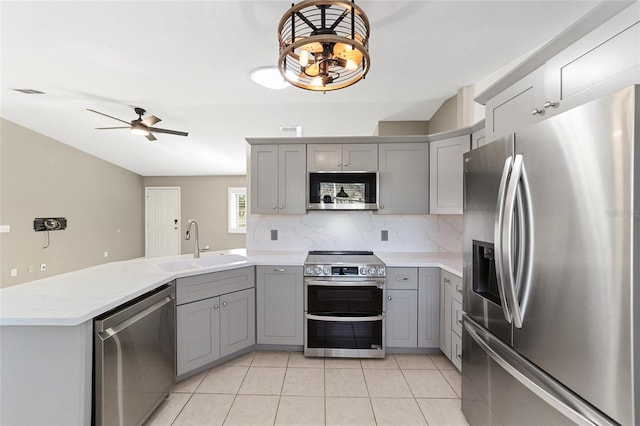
[256,266,304,345]
[429,135,470,215]
[418,267,440,348]
[378,143,429,214]
[307,143,378,172]
[251,144,306,214]
[481,2,639,142]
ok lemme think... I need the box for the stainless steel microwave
[308,172,378,210]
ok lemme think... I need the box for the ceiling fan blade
[86,109,130,125]
[149,127,189,137]
[95,126,129,130]
[141,115,161,127]
[145,133,157,141]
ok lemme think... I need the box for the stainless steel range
[304,251,386,358]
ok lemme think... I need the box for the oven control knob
[359,266,367,275]
[377,267,385,276]
[323,266,331,275]
[315,266,323,276]
[305,266,315,275]
[368,267,376,275]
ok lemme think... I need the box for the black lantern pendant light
[278,0,371,92]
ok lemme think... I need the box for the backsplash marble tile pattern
[247,212,463,253]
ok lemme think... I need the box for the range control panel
[304,264,385,277]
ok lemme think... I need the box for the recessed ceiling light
[249,67,290,90]
[12,88,45,94]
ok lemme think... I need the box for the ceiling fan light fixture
[130,123,150,136]
[278,0,371,92]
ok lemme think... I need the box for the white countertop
[0,249,461,327]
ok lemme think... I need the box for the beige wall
[142,176,247,254]
[378,120,429,136]
[0,119,144,288]
[429,94,459,134]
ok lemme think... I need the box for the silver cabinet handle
[279,205,283,209]
[307,314,384,323]
[395,277,409,281]
[337,163,342,167]
[456,284,463,293]
[214,304,219,309]
[543,101,558,109]
[272,206,276,209]
[531,108,544,115]
[380,205,384,209]
[344,162,349,167]
[274,268,286,272]
[456,353,463,361]
[444,277,450,284]
[222,301,227,307]
[388,296,392,301]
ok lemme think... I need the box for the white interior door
[145,187,181,258]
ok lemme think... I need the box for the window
[228,187,246,233]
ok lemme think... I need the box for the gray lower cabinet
[256,265,304,345]
[417,267,440,348]
[176,267,255,376]
[439,269,462,370]
[386,267,440,349]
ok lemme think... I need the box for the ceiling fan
[87,107,188,141]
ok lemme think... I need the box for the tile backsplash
[246,212,462,253]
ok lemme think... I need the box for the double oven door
[304,276,385,358]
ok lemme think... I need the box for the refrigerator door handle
[515,160,534,322]
[464,316,617,426]
[502,154,525,328]
[494,155,514,323]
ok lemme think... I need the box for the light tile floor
[145,351,470,426]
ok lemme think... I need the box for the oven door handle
[305,279,384,287]
[306,314,384,322]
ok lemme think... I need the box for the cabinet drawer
[386,267,418,290]
[451,299,463,337]
[176,266,255,305]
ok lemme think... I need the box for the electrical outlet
[104,251,109,258]
[11,268,17,277]
[40,263,47,271]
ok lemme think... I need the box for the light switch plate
[381,230,389,241]
[0,225,10,233]
[271,229,278,240]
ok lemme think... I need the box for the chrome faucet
[185,219,200,258]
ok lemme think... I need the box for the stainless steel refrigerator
[462,85,638,426]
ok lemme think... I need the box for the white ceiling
[1,1,599,176]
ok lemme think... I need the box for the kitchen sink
[157,253,247,272]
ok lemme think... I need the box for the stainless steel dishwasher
[94,283,175,426]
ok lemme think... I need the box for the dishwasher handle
[97,295,173,341]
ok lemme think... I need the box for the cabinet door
[439,276,451,359]
[278,145,307,214]
[307,144,342,171]
[386,289,418,347]
[256,266,304,345]
[220,288,256,357]
[251,145,279,214]
[176,297,220,376]
[378,143,430,214]
[485,67,545,142]
[472,127,486,150]
[451,330,462,371]
[418,268,440,348]
[342,144,378,171]
[429,135,470,214]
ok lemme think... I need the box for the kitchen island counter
[0,249,459,327]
